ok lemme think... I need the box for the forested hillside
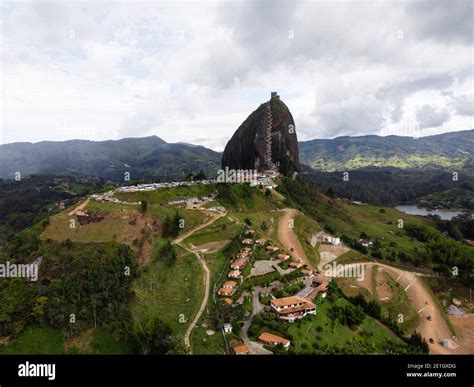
[299,130,474,172]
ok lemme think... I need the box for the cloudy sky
[1,0,473,150]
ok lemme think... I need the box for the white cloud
[1,0,472,150]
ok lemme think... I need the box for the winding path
[239,288,273,355]
[173,210,226,352]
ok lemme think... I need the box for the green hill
[299,129,474,172]
[0,136,221,182]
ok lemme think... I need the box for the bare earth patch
[318,244,350,272]
[353,263,374,295]
[449,315,474,354]
[361,263,456,354]
[375,267,393,301]
[194,240,230,253]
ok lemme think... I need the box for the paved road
[239,288,272,355]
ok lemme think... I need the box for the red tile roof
[258,332,290,346]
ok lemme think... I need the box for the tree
[407,331,429,354]
[32,296,48,322]
[140,200,148,214]
[325,187,335,199]
[447,223,464,241]
[132,318,175,354]
[331,303,365,328]
[365,300,382,320]
[194,170,207,180]
[157,241,177,267]
[162,212,182,239]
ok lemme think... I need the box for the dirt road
[277,208,467,354]
[173,209,226,352]
[360,262,457,354]
[173,210,225,244]
[277,208,312,268]
[177,242,210,351]
[67,198,90,216]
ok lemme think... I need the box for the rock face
[222,92,300,176]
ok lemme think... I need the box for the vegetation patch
[132,242,203,338]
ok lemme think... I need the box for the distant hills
[1,130,473,182]
[299,130,474,172]
[0,136,221,182]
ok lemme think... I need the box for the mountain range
[0,130,473,181]
[0,136,221,182]
[299,130,474,172]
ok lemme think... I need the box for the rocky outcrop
[222,92,300,176]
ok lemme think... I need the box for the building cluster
[249,173,279,190]
[217,240,256,303]
[217,229,265,304]
[229,331,292,355]
[116,180,215,193]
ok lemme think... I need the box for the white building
[223,323,233,334]
[315,231,341,246]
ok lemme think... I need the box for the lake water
[395,205,465,220]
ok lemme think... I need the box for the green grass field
[131,243,204,338]
[380,271,420,334]
[0,326,65,354]
[248,295,405,354]
[232,210,282,241]
[41,200,207,244]
[190,324,227,354]
[190,249,229,354]
[336,250,371,264]
[0,326,132,355]
[335,260,420,335]
[183,216,241,248]
[284,297,404,353]
[294,214,321,267]
[315,201,431,262]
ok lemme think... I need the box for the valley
[4,177,470,355]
